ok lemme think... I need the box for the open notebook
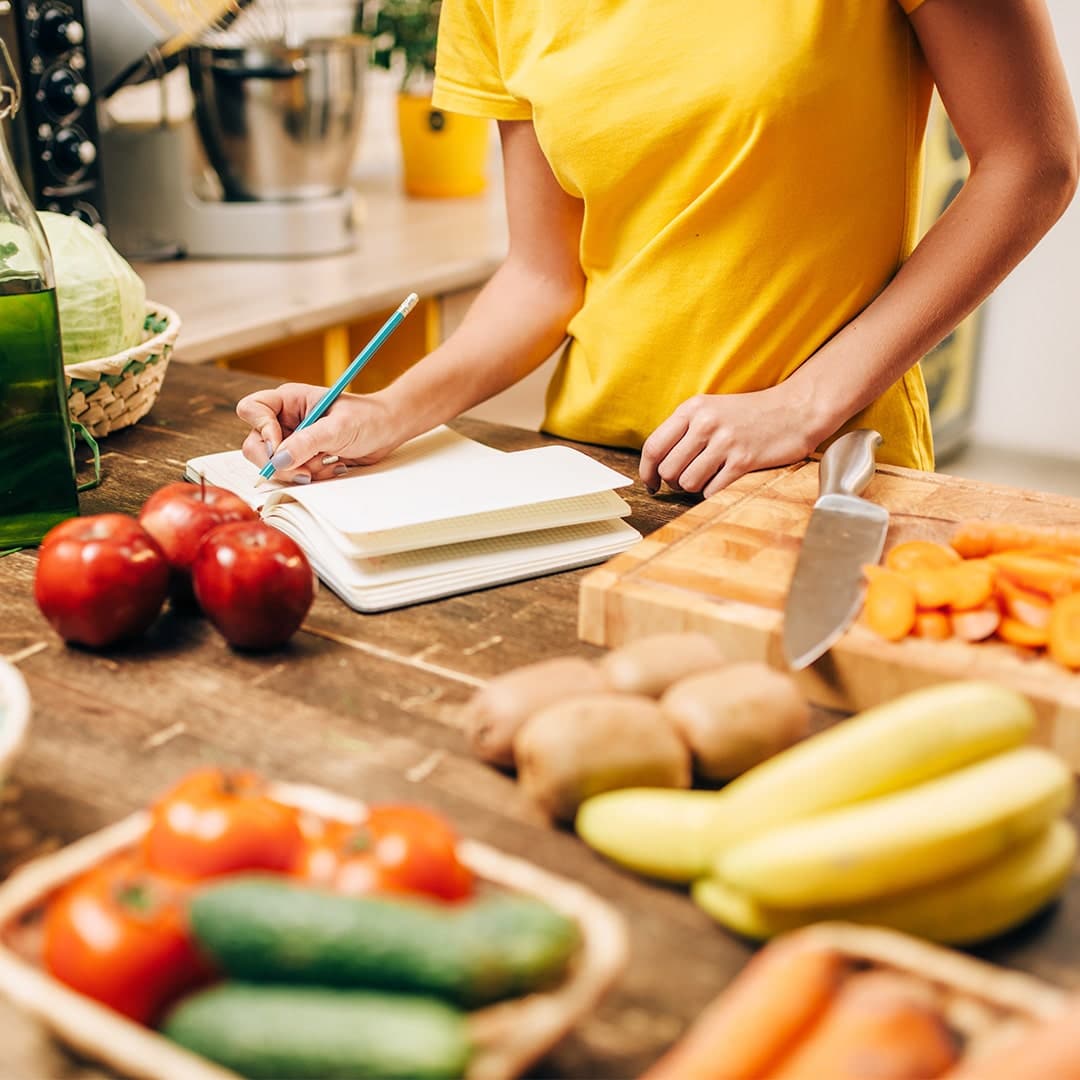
[185,426,641,612]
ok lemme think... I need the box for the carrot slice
[988,553,1080,598]
[951,603,1002,643]
[642,936,848,1080]
[943,996,1080,1079]
[906,563,995,611]
[913,611,951,640]
[863,570,917,642]
[766,970,959,1080]
[885,541,961,573]
[998,616,1049,650]
[1049,593,1080,671]
[996,578,1052,629]
[951,522,1080,559]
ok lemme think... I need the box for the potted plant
[357,0,491,198]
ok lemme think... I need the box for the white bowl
[0,660,30,783]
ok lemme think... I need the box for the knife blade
[782,429,888,671]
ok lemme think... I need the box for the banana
[693,818,1077,945]
[708,681,1035,850]
[574,681,1034,882]
[717,746,1074,907]
[575,789,728,882]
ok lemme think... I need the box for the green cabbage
[38,211,146,365]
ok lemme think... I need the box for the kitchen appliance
[88,0,366,259]
[781,429,888,670]
[0,0,106,227]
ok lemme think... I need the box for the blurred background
[1,0,1076,492]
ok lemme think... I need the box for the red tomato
[42,852,211,1024]
[295,805,473,902]
[34,514,170,648]
[192,521,315,650]
[139,481,258,609]
[143,767,305,880]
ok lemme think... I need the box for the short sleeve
[432,0,531,120]
[897,0,929,13]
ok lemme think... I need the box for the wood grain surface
[1,364,1079,1079]
[580,459,1080,763]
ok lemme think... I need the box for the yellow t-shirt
[433,0,935,469]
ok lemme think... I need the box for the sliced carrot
[943,996,1080,1079]
[905,563,995,611]
[885,541,961,573]
[766,970,959,1080]
[988,553,1080,598]
[951,522,1080,559]
[642,936,848,1080]
[951,603,1002,643]
[1049,593,1080,671]
[913,611,951,640]
[864,570,918,642]
[996,577,1052,630]
[997,616,1049,650]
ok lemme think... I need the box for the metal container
[188,35,368,202]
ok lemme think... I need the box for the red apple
[139,482,258,606]
[192,522,315,650]
[35,514,170,648]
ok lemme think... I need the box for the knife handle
[818,429,882,498]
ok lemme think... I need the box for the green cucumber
[161,983,470,1080]
[189,875,579,1007]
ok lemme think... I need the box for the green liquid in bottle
[0,284,79,547]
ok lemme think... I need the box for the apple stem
[199,473,206,502]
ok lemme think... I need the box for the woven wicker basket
[64,301,181,440]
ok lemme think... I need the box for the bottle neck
[0,119,55,296]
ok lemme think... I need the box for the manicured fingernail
[322,455,340,466]
[264,440,274,457]
[292,472,311,485]
[332,465,348,477]
[269,449,293,470]
[646,484,658,495]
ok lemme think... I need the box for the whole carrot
[765,970,959,1080]
[942,997,1080,1079]
[641,936,847,1080]
[951,522,1080,559]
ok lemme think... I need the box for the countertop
[134,172,508,365]
[3,365,1080,1077]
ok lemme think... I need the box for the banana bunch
[577,681,1077,944]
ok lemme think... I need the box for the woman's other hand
[236,383,402,484]
[640,385,822,498]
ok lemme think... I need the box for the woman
[238,0,1077,497]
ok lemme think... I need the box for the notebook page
[288,444,634,537]
[269,513,640,612]
[183,426,499,513]
[265,489,631,558]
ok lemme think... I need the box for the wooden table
[2,365,1080,1079]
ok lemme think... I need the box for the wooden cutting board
[579,459,1080,766]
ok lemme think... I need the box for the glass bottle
[0,43,79,547]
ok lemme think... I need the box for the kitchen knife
[782,429,887,670]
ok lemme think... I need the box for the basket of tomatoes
[0,769,628,1080]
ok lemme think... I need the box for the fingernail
[646,484,658,495]
[332,465,348,477]
[269,449,293,470]
[322,455,340,466]
[264,440,274,457]
[292,472,312,485]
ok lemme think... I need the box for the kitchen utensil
[188,35,369,201]
[782,429,887,670]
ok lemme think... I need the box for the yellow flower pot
[396,94,490,198]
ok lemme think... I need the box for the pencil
[259,292,420,482]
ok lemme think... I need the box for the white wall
[971,0,1080,459]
